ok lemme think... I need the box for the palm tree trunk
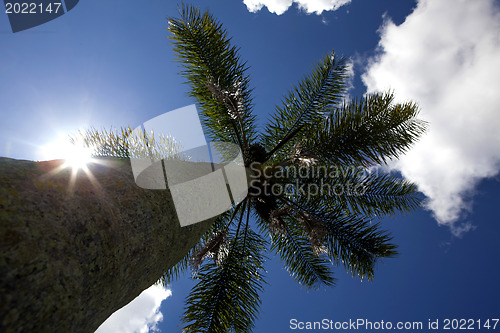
[0,157,213,333]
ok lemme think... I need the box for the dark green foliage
[265,215,336,289]
[261,53,350,163]
[305,93,428,167]
[168,4,257,152]
[281,198,397,280]
[288,165,422,217]
[183,226,266,333]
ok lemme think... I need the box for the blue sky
[2,0,500,332]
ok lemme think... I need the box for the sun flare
[38,134,103,194]
[40,136,94,171]
[62,144,94,171]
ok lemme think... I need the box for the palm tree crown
[79,5,427,333]
[162,6,427,333]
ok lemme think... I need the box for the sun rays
[38,135,104,194]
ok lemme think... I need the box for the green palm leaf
[182,228,266,333]
[323,213,397,280]
[303,92,428,167]
[168,5,257,151]
[262,52,350,163]
[284,164,422,217]
[263,215,336,289]
[280,197,397,280]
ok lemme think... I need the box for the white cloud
[95,284,172,333]
[243,0,351,15]
[362,0,500,235]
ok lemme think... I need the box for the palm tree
[157,5,427,333]
[0,5,425,332]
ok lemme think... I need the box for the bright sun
[63,144,94,170]
[40,136,94,171]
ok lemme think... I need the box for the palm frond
[284,164,422,217]
[168,4,257,151]
[263,215,336,289]
[188,202,244,271]
[323,213,397,280]
[281,197,397,280]
[303,92,428,167]
[182,228,267,333]
[262,53,350,163]
[191,229,229,270]
[69,126,185,160]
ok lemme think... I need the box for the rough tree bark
[0,157,213,333]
